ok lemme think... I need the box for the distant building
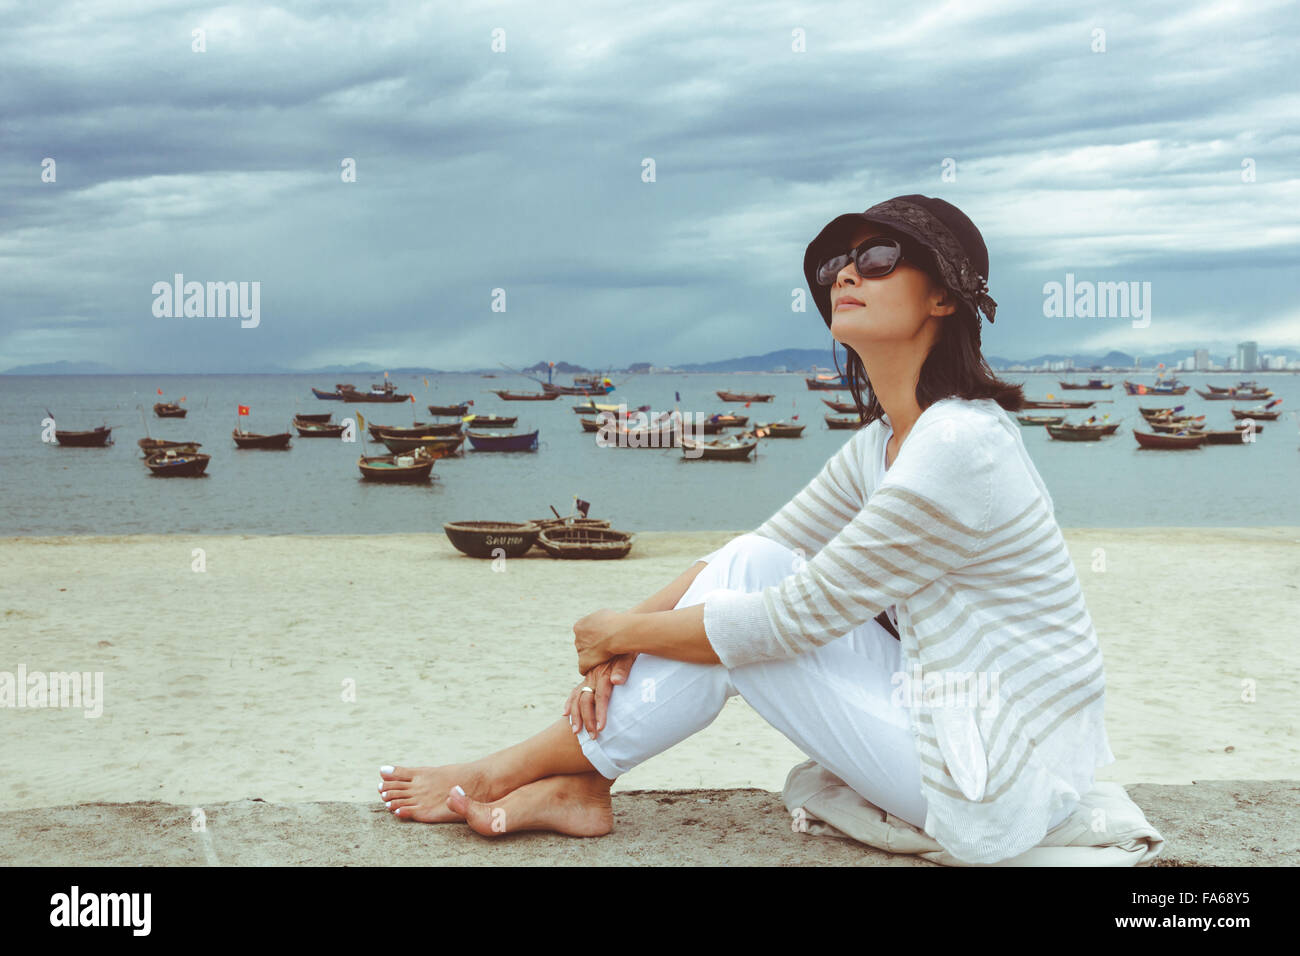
[1237,341,1259,372]
[1227,355,1238,370]
[772,365,787,373]
[1194,349,1209,371]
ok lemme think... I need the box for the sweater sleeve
[700,413,996,669]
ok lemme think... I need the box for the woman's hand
[563,654,638,739]
[573,607,629,673]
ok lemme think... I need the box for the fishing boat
[578,416,603,433]
[1133,430,1206,449]
[1137,406,1179,417]
[232,429,292,449]
[369,421,461,440]
[1230,400,1283,421]
[294,412,334,423]
[311,386,347,400]
[293,419,347,438]
[153,402,188,418]
[138,437,200,457]
[357,449,435,483]
[1122,378,1189,396]
[465,429,539,451]
[754,421,805,438]
[378,433,465,455]
[1021,399,1096,409]
[1202,429,1258,445]
[1016,415,1066,426]
[680,435,759,460]
[461,414,518,428]
[493,389,559,401]
[711,413,748,428]
[541,381,613,396]
[805,375,850,390]
[597,419,680,448]
[716,390,775,403]
[536,526,634,559]
[339,381,411,403]
[1072,417,1122,435]
[572,401,650,415]
[1057,378,1113,390]
[145,450,211,476]
[1148,420,1205,434]
[1208,380,1265,394]
[443,520,541,558]
[427,402,471,417]
[825,414,864,430]
[1045,423,1108,442]
[822,398,857,413]
[55,425,113,447]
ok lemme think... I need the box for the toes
[379,764,415,782]
[387,796,416,814]
[444,784,469,817]
[378,781,411,798]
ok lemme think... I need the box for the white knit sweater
[699,396,1116,863]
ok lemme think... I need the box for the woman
[379,194,1115,863]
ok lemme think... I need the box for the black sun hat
[803,194,998,332]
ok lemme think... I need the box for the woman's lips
[834,297,864,311]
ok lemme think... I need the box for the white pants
[577,532,937,827]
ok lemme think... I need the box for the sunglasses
[815,237,918,286]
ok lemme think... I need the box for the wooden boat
[825,414,863,430]
[138,437,199,457]
[1148,420,1204,434]
[1230,404,1282,421]
[145,450,211,476]
[710,414,748,427]
[293,419,346,438]
[232,429,292,449]
[805,375,850,390]
[822,398,857,413]
[293,412,333,423]
[1195,388,1271,401]
[1138,406,1178,417]
[427,403,470,417]
[494,389,559,401]
[1045,423,1108,441]
[465,429,539,451]
[529,518,612,538]
[680,435,759,460]
[311,387,345,400]
[370,421,461,440]
[578,416,602,433]
[1022,399,1095,409]
[1073,418,1121,435]
[597,420,680,448]
[1133,429,1206,449]
[1058,378,1113,390]
[357,450,435,482]
[541,381,612,396]
[1208,380,1265,394]
[754,421,805,438]
[338,382,411,403]
[716,390,774,403]
[1202,429,1258,445]
[55,425,113,447]
[461,414,518,428]
[1122,379,1189,396]
[443,521,541,558]
[1016,415,1065,426]
[379,433,465,455]
[536,526,634,559]
[153,402,187,418]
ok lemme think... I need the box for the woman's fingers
[610,653,637,686]
[595,667,614,733]
[579,676,599,739]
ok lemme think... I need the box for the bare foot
[446,772,614,838]
[378,761,510,823]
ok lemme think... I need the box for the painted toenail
[452,785,465,797]
[385,801,391,808]
[382,791,388,799]
[380,765,394,774]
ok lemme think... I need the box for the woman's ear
[928,280,959,318]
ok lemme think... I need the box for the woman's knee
[711,533,803,591]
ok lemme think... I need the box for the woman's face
[826,224,951,350]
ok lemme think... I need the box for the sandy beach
[3,528,1298,864]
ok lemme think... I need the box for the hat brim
[803,213,944,330]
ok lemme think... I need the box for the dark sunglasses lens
[855,241,901,277]
[815,254,851,285]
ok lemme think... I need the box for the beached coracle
[536,526,634,559]
[528,517,612,532]
[444,521,542,558]
[53,425,114,447]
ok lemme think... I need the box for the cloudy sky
[3,0,1298,372]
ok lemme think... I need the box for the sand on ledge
[1,527,1297,863]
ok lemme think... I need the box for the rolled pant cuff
[577,729,623,780]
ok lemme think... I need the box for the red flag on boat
[237,405,250,416]
[409,394,415,403]
[157,388,163,395]
[744,400,752,408]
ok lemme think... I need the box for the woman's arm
[627,559,709,614]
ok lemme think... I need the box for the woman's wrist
[611,610,643,655]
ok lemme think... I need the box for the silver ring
[580,686,594,694]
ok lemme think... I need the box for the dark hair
[831,267,1024,424]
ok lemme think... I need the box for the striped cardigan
[700,396,1115,863]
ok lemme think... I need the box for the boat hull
[145,452,211,476]
[465,429,539,451]
[55,427,113,447]
[233,430,292,449]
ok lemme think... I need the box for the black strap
[874,608,900,640]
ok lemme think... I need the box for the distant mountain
[1,360,119,375]
[669,348,841,373]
